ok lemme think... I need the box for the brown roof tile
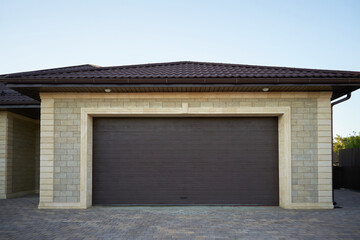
[1,61,360,80]
[1,64,99,79]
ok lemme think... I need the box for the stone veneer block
[39,99,55,207]
[0,112,7,199]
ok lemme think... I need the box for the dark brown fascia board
[0,104,40,108]
[5,83,360,88]
[2,77,360,85]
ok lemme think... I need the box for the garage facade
[2,61,360,209]
[43,94,308,209]
[92,117,279,205]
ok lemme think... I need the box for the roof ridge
[8,61,201,76]
[0,62,193,78]
[92,61,195,71]
[70,61,360,75]
[179,61,360,74]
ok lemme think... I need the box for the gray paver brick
[0,189,359,240]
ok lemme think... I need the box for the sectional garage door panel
[93,117,279,205]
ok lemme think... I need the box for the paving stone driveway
[1,189,360,240]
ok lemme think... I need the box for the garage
[92,117,279,205]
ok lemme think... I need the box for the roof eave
[0,104,40,109]
[3,79,360,102]
[2,77,360,85]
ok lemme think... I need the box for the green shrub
[333,132,360,154]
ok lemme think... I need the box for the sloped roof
[1,61,360,102]
[0,82,39,105]
[1,64,99,79]
[0,65,97,106]
[1,61,360,80]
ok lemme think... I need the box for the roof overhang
[3,77,360,84]
[4,82,360,101]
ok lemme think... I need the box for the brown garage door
[93,117,279,205]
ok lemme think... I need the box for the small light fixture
[262,87,269,92]
[104,88,111,93]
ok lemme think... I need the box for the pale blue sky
[0,0,359,137]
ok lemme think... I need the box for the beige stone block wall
[317,98,332,203]
[39,99,55,205]
[0,111,40,199]
[39,92,333,209]
[0,112,7,199]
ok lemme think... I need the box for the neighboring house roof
[0,61,359,101]
[0,64,99,105]
[0,82,39,106]
[0,64,98,105]
[0,82,40,119]
[1,61,360,80]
